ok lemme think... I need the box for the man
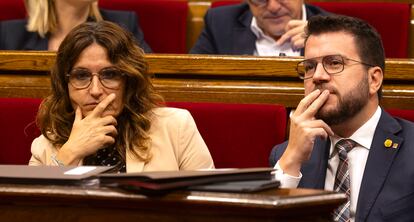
[269,15,414,221]
[190,0,327,56]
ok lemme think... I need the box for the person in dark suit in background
[190,0,327,56]
[0,0,151,52]
[269,15,414,222]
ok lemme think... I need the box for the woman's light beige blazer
[29,107,215,172]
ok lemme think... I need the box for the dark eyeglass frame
[66,67,126,90]
[248,0,287,7]
[296,54,375,80]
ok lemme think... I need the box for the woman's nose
[89,75,104,96]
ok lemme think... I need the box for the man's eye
[326,59,343,67]
[251,0,267,4]
[304,63,316,72]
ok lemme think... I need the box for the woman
[29,21,214,172]
[0,0,151,52]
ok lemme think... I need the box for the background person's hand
[56,93,118,165]
[276,20,307,51]
[279,89,334,176]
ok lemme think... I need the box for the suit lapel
[356,111,403,221]
[298,138,330,189]
[232,9,256,55]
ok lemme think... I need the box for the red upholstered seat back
[0,0,26,20]
[387,109,414,122]
[211,0,241,8]
[0,98,42,165]
[99,0,188,54]
[310,2,410,58]
[167,102,287,168]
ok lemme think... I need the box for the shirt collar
[330,106,382,154]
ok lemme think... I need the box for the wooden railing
[0,51,413,109]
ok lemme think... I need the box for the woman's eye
[101,69,122,79]
[73,71,91,80]
[101,71,116,79]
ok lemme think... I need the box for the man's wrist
[274,161,302,188]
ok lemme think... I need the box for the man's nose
[312,63,331,83]
[266,0,282,12]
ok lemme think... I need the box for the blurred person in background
[0,0,151,52]
[190,0,327,56]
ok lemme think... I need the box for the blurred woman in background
[0,0,151,52]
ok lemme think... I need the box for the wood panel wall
[0,51,413,110]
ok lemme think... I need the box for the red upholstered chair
[99,0,188,54]
[211,0,241,8]
[387,109,414,123]
[310,2,410,58]
[0,98,42,165]
[0,0,26,20]
[167,102,287,168]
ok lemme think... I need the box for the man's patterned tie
[333,139,356,222]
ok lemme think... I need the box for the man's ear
[368,66,383,96]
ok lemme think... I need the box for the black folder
[99,168,276,193]
[0,165,278,194]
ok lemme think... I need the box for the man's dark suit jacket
[269,110,414,221]
[190,3,327,55]
[0,9,151,52]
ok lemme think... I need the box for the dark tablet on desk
[188,179,280,193]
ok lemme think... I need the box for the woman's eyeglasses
[66,67,126,89]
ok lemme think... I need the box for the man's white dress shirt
[251,5,306,56]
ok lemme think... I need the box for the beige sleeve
[29,135,58,166]
[176,110,215,170]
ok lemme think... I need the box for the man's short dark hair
[305,15,385,98]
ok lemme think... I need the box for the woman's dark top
[0,9,151,52]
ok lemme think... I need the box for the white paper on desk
[64,166,97,175]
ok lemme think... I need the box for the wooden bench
[0,51,413,109]
[0,0,413,56]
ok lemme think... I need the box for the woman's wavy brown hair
[37,21,163,162]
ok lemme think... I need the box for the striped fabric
[333,139,356,222]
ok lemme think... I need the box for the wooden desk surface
[0,184,345,222]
